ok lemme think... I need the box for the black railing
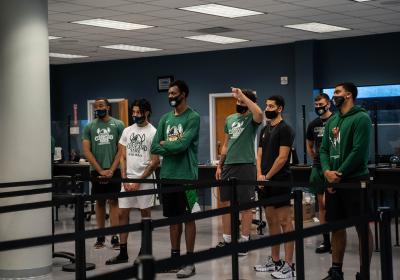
[0,176,399,280]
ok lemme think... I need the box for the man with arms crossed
[106,99,159,265]
[254,95,296,279]
[82,98,124,249]
[151,80,200,278]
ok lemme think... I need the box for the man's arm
[109,143,123,174]
[265,146,291,180]
[150,119,169,156]
[215,133,229,180]
[232,88,263,123]
[306,139,316,160]
[82,139,109,176]
[336,115,371,177]
[161,115,200,154]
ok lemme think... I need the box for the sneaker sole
[177,270,196,278]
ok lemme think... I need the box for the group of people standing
[81,80,372,280]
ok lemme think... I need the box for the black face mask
[132,115,145,125]
[265,110,278,120]
[315,105,328,116]
[95,109,107,119]
[332,96,345,108]
[236,104,248,114]
[169,94,183,107]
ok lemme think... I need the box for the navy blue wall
[51,43,296,163]
[51,32,400,163]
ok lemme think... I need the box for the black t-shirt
[258,120,295,180]
[306,114,333,166]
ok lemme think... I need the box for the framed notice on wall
[158,75,174,92]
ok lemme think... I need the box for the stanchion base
[62,263,96,272]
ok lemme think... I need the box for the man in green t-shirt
[82,98,125,249]
[151,80,200,278]
[215,88,263,256]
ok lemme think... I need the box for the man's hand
[130,183,140,191]
[215,166,222,180]
[257,174,266,189]
[324,170,342,184]
[326,187,336,194]
[231,87,244,101]
[160,141,165,146]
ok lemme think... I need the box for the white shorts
[119,177,156,210]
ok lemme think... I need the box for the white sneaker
[176,265,196,278]
[271,262,296,279]
[254,256,281,272]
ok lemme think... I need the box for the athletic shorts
[309,167,327,195]
[325,176,371,222]
[258,177,291,208]
[119,175,156,209]
[91,169,121,198]
[219,164,256,204]
[161,184,191,218]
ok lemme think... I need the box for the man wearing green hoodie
[320,82,373,280]
[151,80,200,278]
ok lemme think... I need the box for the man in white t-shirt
[106,99,159,265]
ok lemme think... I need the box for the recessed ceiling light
[185,34,248,44]
[100,44,162,52]
[353,0,372,2]
[48,36,62,40]
[49,53,88,59]
[284,22,350,33]
[179,4,263,18]
[72,19,154,30]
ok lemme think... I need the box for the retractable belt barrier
[0,175,398,280]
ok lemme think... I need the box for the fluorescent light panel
[49,53,88,59]
[179,4,263,18]
[284,22,350,33]
[101,44,162,52]
[354,0,372,2]
[72,19,154,30]
[185,34,248,44]
[48,36,62,40]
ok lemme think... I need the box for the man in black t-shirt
[306,93,333,254]
[254,95,295,279]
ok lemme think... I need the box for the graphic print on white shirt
[119,124,156,178]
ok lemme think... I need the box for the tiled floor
[51,206,400,280]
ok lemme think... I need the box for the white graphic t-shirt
[119,123,157,178]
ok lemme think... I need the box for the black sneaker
[322,268,344,280]
[111,235,120,250]
[216,241,230,248]
[316,241,331,254]
[94,236,105,249]
[238,236,249,256]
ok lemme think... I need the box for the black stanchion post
[373,188,379,252]
[138,218,155,280]
[75,194,87,280]
[293,189,305,280]
[359,181,370,280]
[393,190,399,247]
[229,177,239,280]
[378,207,393,280]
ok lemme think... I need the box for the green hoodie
[320,105,371,180]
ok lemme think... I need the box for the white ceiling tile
[108,3,166,13]
[168,22,211,31]
[147,0,205,8]
[71,8,129,17]
[141,8,193,18]
[65,0,133,8]
[48,2,93,13]
[48,12,89,22]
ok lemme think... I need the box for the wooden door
[215,97,236,160]
[118,99,129,127]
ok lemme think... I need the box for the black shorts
[91,169,121,199]
[258,177,291,208]
[161,184,190,218]
[219,164,256,204]
[325,176,371,222]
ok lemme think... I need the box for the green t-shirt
[82,117,125,169]
[151,108,200,180]
[225,112,260,165]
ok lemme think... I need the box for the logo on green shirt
[167,124,183,141]
[94,128,114,145]
[229,120,244,139]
